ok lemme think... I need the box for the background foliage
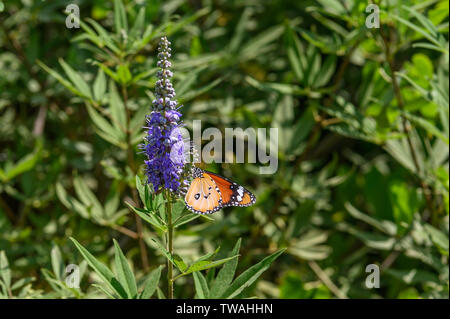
[0,0,448,299]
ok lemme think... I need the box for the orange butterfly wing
[206,171,256,208]
[184,172,222,214]
[185,168,256,214]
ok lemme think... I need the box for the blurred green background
[0,0,448,299]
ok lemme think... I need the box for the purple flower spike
[141,37,185,193]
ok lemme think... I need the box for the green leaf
[93,69,107,102]
[59,58,92,98]
[180,77,225,103]
[304,45,321,87]
[139,266,162,299]
[56,182,90,219]
[104,182,120,218]
[92,284,116,299]
[109,81,127,129]
[3,148,40,181]
[424,224,449,255]
[130,68,158,85]
[37,60,82,96]
[229,8,252,53]
[195,247,220,263]
[114,0,128,34]
[412,42,447,53]
[389,181,418,228]
[345,202,397,236]
[397,72,431,100]
[156,287,166,299]
[173,209,215,227]
[220,249,285,298]
[95,62,119,82]
[358,62,378,108]
[315,55,336,88]
[117,64,132,85]
[309,10,348,36]
[150,239,185,272]
[384,138,417,173]
[402,6,444,45]
[289,246,331,261]
[135,176,163,213]
[41,268,66,294]
[326,123,378,144]
[126,202,166,232]
[149,191,165,214]
[181,255,239,277]
[386,268,440,285]
[173,254,188,273]
[315,0,346,14]
[285,24,306,82]
[78,20,103,48]
[245,76,310,96]
[70,237,127,298]
[337,223,396,250]
[171,201,186,222]
[136,25,156,51]
[403,111,449,145]
[289,229,331,261]
[73,176,104,219]
[10,277,34,292]
[240,25,284,61]
[0,251,11,289]
[299,28,340,53]
[85,18,120,54]
[113,239,138,298]
[287,106,315,154]
[279,271,314,299]
[135,176,146,204]
[85,103,126,148]
[165,7,210,37]
[390,7,446,52]
[210,239,241,298]
[173,213,202,228]
[130,7,146,39]
[193,271,209,299]
[51,245,64,281]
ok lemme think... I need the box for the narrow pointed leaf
[220,249,285,299]
[126,202,166,232]
[114,0,128,34]
[193,271,209,299]
[210,239,241,298]
[70,237,127,298]
[93,69,107,102]
[113,239,138,298]
[0,251,11,289]
[139,266,162,299]
[59,58,92,98]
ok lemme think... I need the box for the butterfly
[184,167,256,214]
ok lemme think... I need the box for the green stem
[166,191,174,299]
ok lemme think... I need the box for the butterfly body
[184,167,256,214]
